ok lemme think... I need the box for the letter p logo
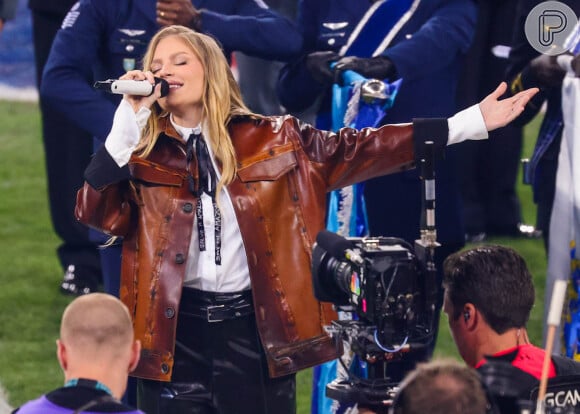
[539,10,567,46]
[525,1,578,55]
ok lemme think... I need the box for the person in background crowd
[11,293,143,414]
[455,0,540,243]
[74,24,536,414]
[29,0,103,296]
[41,0,302,297]
[277,0,478,387]
[506,0,580,354]
[234,0,298,115]
[506,0,580,251]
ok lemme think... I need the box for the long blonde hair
[136,25,251,193]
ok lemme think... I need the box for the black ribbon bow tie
[186,132,217,197]
[186,132,222,265]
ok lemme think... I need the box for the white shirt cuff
[447,104,488,146]
[104,100,151,167]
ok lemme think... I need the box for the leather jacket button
[175,253,185,264]
[161,363,169,374]
[165,307,175,319]
[182,202,193,213]
[276,357,293,366]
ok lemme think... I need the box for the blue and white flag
[326,71,401,237]
[544,22,580,360]
[313,72,401,414]
[546,25,580,357]
[553,66,580,358]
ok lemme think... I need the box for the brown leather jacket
[75,114,447,381]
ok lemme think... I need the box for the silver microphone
[94,77,169,97]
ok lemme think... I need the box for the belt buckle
[206,304,225,323]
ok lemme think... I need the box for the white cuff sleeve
[104,100,151,167]
[447,104,488,146]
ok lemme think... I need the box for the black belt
[180,287,254,323]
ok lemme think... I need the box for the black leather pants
[137,288,296,414]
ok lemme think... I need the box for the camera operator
[442,245,580,400]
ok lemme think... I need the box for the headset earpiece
[464,312,470,322]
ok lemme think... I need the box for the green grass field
[0,100,545,412]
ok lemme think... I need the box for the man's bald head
[60,293,134,360]
[392,359,488,414]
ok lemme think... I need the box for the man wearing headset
[442,245,580,395]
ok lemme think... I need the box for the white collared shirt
[170,117,251,292]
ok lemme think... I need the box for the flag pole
[536,279,567,413]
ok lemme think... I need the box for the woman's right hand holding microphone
[104,70,164,166]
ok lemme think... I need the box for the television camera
[310,142,440,410]
[311,231,438,408]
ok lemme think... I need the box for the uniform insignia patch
[123,58,136,72]
[322,22,349,30]
[61,2,81,29]
[119,29,147,37]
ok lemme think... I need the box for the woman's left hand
[479,82,539,132]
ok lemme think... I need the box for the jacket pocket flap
[237,148,297,182]
[129,160,184,186]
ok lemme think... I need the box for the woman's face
[150,35,205,126]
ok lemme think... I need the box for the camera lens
[311,243,352,305]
